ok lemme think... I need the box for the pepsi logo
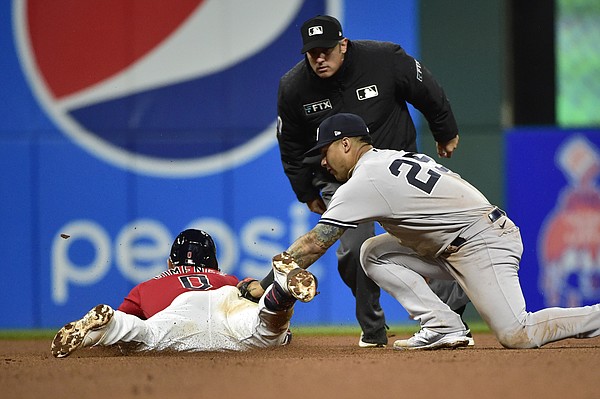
[14,0,327,177]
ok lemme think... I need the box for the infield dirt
[2,333,599,399]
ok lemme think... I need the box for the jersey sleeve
[276,73,322,203]
[222,274,240,286]
[319,170,388,228]
[117,285,146,319]
[391,45,458,143]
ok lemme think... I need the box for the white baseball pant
[96,286,292,352]
[361,216,600,348]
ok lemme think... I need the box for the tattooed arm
[252,224,346,297]
[285,223,346,269]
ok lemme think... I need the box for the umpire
[276,15,464,347]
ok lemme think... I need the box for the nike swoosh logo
[500,220,506,229]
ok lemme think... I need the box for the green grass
[279,321,490,336]
[0,323,490,340]
[0,330,57,340]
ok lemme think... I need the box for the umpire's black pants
[317,179,388,344]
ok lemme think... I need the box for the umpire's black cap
[305,113,370,156]
[300,15,344,54]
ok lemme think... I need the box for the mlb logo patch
[356,85,378,100]
[308,26,323,36]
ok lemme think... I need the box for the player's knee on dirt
[495,325,541,349]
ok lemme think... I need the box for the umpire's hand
[437,135,459,158]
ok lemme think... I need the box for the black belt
[448,207,506,250]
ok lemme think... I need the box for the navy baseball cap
[305,113,370,156]
[300,15,344,54]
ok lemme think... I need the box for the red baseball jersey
[117,266,239,319]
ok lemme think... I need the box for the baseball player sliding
[51,229,317,357]
[257,113,600,350]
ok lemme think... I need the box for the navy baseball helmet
[169,229,219,270]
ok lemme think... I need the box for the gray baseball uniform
[321,148,600,348]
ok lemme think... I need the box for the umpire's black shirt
[277,40,459,203]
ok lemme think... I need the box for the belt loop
[487,207,506,223]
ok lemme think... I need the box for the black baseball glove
[237,277,260,303]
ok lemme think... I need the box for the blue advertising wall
[507,128,600,312]
[0,0,417,328]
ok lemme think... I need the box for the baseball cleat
[466,329,475,347]
[286,268,318,302]
[281,329,293,346]
[272,252,318,302]
[393,328,470,350]
[358,332,386,348]
[461,318,475,347]
[51,304,114,358]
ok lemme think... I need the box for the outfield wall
[0,0,417,328]
[4,1,596,330]
[507,128,600,312]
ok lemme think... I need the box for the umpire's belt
[445,207,506,253]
